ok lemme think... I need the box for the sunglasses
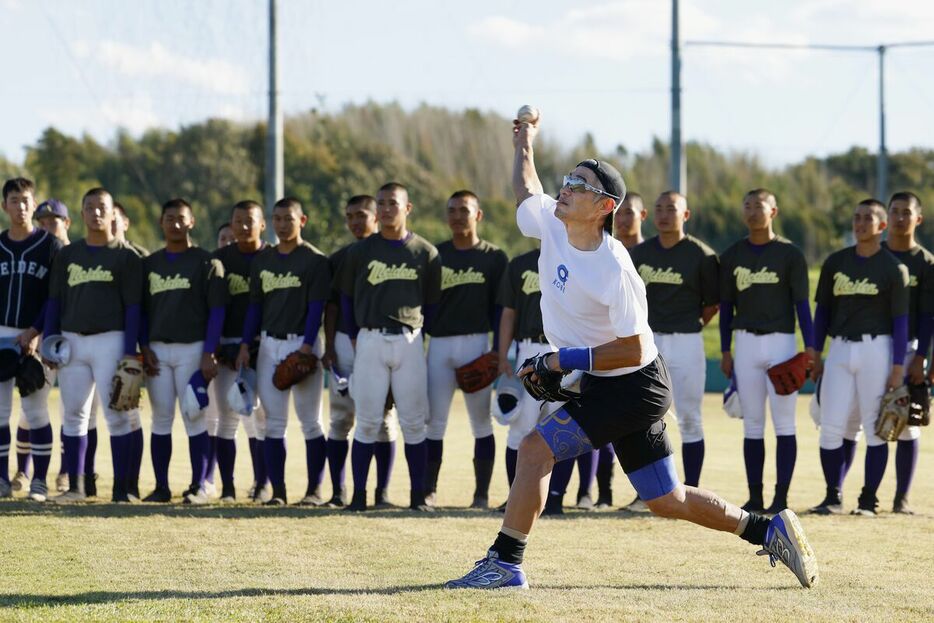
[562,175,620,201]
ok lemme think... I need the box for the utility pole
[876,45,887,202]
[670,0,685,194]
[265,0,283,223]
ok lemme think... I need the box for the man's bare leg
[502,431,555,534]
[645,484,746,532]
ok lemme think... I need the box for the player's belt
[519,334,549,344]
[744,329,772,336]
[263,331,299,340]
[75,329,107,336]
[364,326,408,335]
[840,333,882,342]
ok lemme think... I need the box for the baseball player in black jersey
[810,199,910,516]
[719,189,814,514]
[113,202,150,258]
[212,201,270,502]
[321,195,398,508]
[425,190,508,509]
[237,197,331,506]
[140,199,227,504]
[337,182,442,512]
[882,192,933,514]
[0,179,61,501]
[216,223,235,249]
[613,192,646,249]
[629,191,719,504]
[44,187,145,503]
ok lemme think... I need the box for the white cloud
[73,39,250,96]
[99,95,161,134]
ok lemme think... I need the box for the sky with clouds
[2,0,933,168]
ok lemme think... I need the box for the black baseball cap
[35,199,69,220]
[576,159,627,209]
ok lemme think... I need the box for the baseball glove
[455,351,499,393]
[875,384,910,442]
[16,355,47,398]
[767,352,811,396]
[518,354,581,403]
[109,355,145,411]
[273,351,318,391]
[907,380,931,427]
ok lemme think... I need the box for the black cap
[576,159,627,209]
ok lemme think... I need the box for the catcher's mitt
[455,351,499,393]
[767,352,811,396]
[875,384,910,442]
[16,355,47,398]
[109,355,145,411]
[907,380,930,427]
[518,354,581,403]
[273,351,318,391]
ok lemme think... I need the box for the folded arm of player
[521,333,651,378]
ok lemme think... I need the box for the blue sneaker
[444,553,529,590]
[757,509,819,588]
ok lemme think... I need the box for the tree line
[2,101,933,260]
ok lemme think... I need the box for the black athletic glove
[518,354,581,403]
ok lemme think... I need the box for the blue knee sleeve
[535,408,593,462]
[626,455,679,501]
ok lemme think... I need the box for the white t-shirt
[517,194,657,377]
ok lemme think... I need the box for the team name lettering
[0,260,48,280]
[441,266,485,290]
[149,273,191,294]
[67,264,114,286]
[227,273,250,296]
[832,272,879,296]
[520,270,540,295]
[638,264,684,285]
[734,266,779,292]
[366,260,418,285]
[260,270,301,292]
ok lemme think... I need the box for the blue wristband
[558,346,592,371]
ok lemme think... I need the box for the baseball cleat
[0,478,12,498]
[202,480,217,497]
[326,488,348,508]
[263,496,286,506]
[423,491,437,508]
[251,482,272,504]
[470,495,489,510]
[409,490,434,512]
[808,487,844,515]
[182,486,210,505]
[852,489,878,517]
[55,472,68,493]
[297,489,325,506]
[375,487,397,509]
[346,490,367,512]
[576,493,595,511]
[11,471,29,492]
[51,489,87,504]
[622,495,649,513]
[143,487,172,503]
[892,493,913,515]
[220,485,236,503]
[541,493,564,516]
[444,554,529,590]
[28,480,48,503]
[757,509,819,588]
[84,473,98,498]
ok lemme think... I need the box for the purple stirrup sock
[305,435,327,491]
[775,435,797,487]
[895,438,919,495]
[84,428,98,476]
[351,440,375,492]
[62,434,87,489]
[264,437,287,489]
[205,435,217,485]
[29,424,53,482]
[841,438,857,477]
[863,444,888,496]
[404,441,427,492]
[128,428,144,487]
[681,440,705,487]
[548,458,574,496]
[743,438,765,487]
[15,425,31,474]
[0,426,9,482]
[375,440,396,490]
[473,435,495,461]
[188,432,210,489]
[327,438,349,492]
[819,446,845,489]
[151,433,172,489]
[505,447,518,486]
[109,433,131,490]
[575,449,597,497]
[427,438,443,463]
[253,439,268,486]
[216,438,236,489]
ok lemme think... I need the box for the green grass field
[2,389,932,622]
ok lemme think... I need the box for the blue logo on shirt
[553,264,568,293]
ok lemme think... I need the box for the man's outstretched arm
[512,118,544,206]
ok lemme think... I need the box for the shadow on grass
[0,582,794,608]
[0,501,655,521]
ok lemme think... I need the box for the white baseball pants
[0,325,51,429]
[733,331,798,439]
[211,338,266,441]
[654,332,705,443]
[147,341,208,436]
[426,333,494,440]
[257,334,324,440]
[328,331,396,442]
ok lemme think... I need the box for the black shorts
[566,355,674,473]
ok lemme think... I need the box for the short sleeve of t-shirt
[120,250,144,307]
[516,195,554,239]
[815,255,836,307]
[424,246,442,305]
[893,264,910,317]
[789,249,810,303]
[338,245,358,297]
[206,258,228,308]
[700,252,720,306]
[305,254,331,302]
[497,262,516,308]
[606,265,652,338]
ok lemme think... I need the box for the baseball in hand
[516,105,540,125]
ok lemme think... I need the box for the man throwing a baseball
[444,110,818,590]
